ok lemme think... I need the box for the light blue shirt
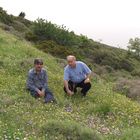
[64,61,92,83]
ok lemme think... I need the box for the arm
[81,62,92,83]
[84,73,92,83]
[64,80,69,92]
[64,80,74,95]
[64,68,74,95]
[42,70,48,92]
[86,72,92,79]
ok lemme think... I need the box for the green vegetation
[42,120,101,140]
[1,26,140,140]
[1,7,140,78]
[1,7,140,140]
[128,37,140,57]
[0,7,13,24]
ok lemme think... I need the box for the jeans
[29,87,54,103]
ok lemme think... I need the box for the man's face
[67,58,76,68]
[34,63,43,72]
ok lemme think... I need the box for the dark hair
[34,58,43,65]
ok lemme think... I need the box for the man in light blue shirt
[64,55,92,97]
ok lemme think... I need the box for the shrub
[95,103,112,116]
[131,69,140,77]
[37,40,73,57]
[119,59,134,72]
[30,18,79,46]
[0,7,14,25]
[95,65,113,76]
[93,50,120,70]
[36,40,82,59]
[12,20,29,32]
[104,65,114,73]
[114,78,140,101]
[42,120,102,140]
[25,31,38,41]
[94,66,106,75]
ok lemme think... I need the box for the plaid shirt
[26,68,48,92]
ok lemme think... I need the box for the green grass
[1,28,140,140]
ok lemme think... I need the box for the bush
[0,7,14,25]
[42,120,102,140]
[25,31,38,41]
[12,20,29,32]
[95,65,114,76]
[114,78,140,101]
[31,18,79,46]
[119,59,134,72]
[37,40,73,57]
[36,40,82,59]
[93,50,120,70]
[104,65,114,73]
[131,69,140,77]
[93,49,135,72]
[95,103,112,116]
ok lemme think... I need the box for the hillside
[1,25,140,140]
[1,7,140,80]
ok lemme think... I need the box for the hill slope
[1,7,140,79]
[1,28,140,140]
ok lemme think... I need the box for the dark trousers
[29,87,54,103]
[64,80,91,96]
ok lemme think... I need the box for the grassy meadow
[1,28,140,140]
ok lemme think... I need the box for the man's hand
[84,78,90,83]
[38,90,45,97]
[67,89,74,96]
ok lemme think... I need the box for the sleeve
[26,72,38,92]
[64,68,69,81]
[42,70,48,91]
[82,62,92,74]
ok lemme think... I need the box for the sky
[1,0,140,49]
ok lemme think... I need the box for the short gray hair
[66,55,76,61]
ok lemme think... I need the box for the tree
[127,37,140,57]
[19,12,25,18]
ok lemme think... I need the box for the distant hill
[1,7,140,79]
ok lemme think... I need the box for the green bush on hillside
[93,50,134,72]
[36,40,83,60]
[114,78,140,101]
[0,7,14,25]
[131,69,140,77]
[42,120,102,140]
[26,18,79,46]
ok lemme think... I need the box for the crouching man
[64,55,92,97]
[26,58,55,103]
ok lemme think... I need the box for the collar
[33,68,43,74]
[69,62,77,69]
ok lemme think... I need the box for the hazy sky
[1,0,140,48]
